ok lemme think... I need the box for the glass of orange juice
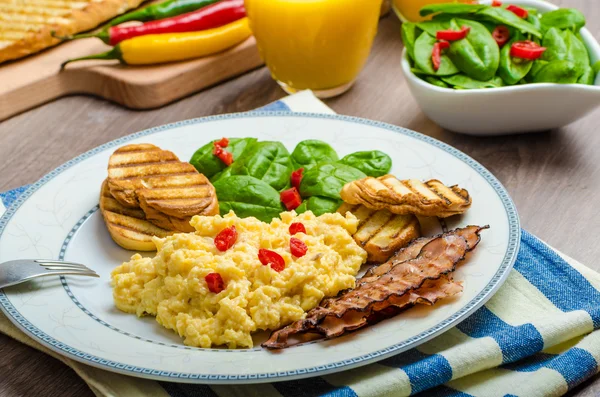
[393,0,474,22]
[245,0,383,98]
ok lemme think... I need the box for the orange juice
[245,0,382,97]
[393,0,473,22]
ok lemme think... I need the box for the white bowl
[401,0,600,135]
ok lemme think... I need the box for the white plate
[0,113,520,384]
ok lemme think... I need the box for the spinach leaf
[420,3,486,17]
[578,65,595,85]
[416,20,451,37]
[533,60,580,84]
[300,163,366,200]
[541,9,586,32]
[213,176,284,222]
[291,140,339,169]
[189,137,257,179]
[422,75,451,88]
[339,151,392,177]
[210,167,232,183]
[542,28,589,78]
[402,23,422,61]
[228,141,294,191]
[442,74,504,89]
[527,14,543,33]
[414,32,460,76]
[477,7,542,38]
[447,18,500,81]
[498,34,533,85]
[296,196,342,217]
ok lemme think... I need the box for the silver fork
[0,259,99,289]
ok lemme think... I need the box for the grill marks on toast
[100,180,173,252]
[106,144,219,233]
[0,0,145,63]
[338,203,421,263]
[340,175,471,218]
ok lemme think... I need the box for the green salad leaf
[213,176,284,222]
[296,196,342,217]
[291,140,339,170]
[189,137,256,179]
[339,151,392,177]
[300,163,366,200]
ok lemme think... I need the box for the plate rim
[0,111,521,384]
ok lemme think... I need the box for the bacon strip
[263,226,486,349]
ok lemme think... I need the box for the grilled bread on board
[0,0,145,63]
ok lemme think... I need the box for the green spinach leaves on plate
[191,138,392,222]
[213,176,284,223]
[404,3,596,89]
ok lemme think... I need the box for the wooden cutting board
[0,36,263,121]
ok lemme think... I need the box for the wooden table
[1,0,599,395]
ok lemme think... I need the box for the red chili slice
[213,144,234,166]
[280,187,302,211]
[492,0,502,6]
[507,4,528,18]
[290,237,308,258]
[205,273,225,293]
[436,26,470,41]
[432,40,450,71]
[493,25,511,47]
[258,249,285,272]
[510,40,546,60]
[214,225,237,251]
[289,222,306,235]
[290,168,304,190]
[215,137,229,148]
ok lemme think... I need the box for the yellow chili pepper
[61,17,251,68]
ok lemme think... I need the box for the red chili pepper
[289,222,306,235]
[492,0,502,6]
[510,41,546,60]
[432,40,450,71]
[493,25,511,47]
[215,137,229,148]
[258,249,285,272]
[436,26,470,41]
[213,144,234,166]
[214,225,237,251]
[104,0,246,45]
[290,237,308,258]
[507,4,528,19]
[280,187,302,211]
[290,168,304,190]
[205,272,225,293]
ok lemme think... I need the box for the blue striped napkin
[1,91,599,397]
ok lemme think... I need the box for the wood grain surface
[1,1,599,395]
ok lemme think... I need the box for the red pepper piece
[108,0,246,45]
[289,222,307,235]
[492,0,502,6]
[280,187,302,211]
[290,237,308,258]
[432,40,450,71]
[205,272,225,293]
[258,249,285,272]
[436,26,470,41]
[213,144,234,166]
[493,25,511,47]
[507,4,528,19]
[215,137,229,148]
[214,225,237,251]
[510,41,546,60]
[290,168,304,190]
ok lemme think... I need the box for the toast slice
[99,179,173,251]
[340,175,471,218]
[107,143,219,232]
[338,203,421,263]
[0,0,145,64]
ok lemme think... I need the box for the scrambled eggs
[111,211,367,348]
